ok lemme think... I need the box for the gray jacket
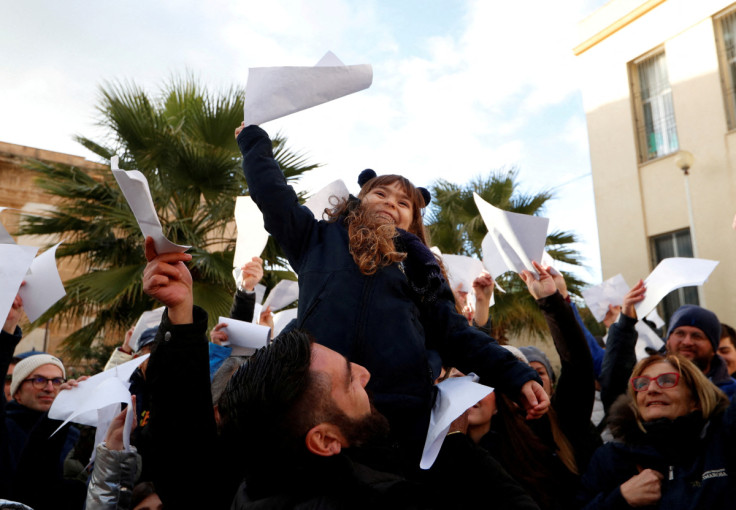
[85,443,140,510]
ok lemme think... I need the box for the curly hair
[326,174,431,276]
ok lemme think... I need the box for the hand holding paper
[581,274,630,322]
[111,157,190,254]
[216,316,271,349]
[243,51,373,126]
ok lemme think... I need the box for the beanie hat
[502,345,529,365]
[10,354,66,398]
[666,305,721,351]
[519,346,556,383]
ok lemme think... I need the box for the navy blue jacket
[238,125,540,456]
[578,397,736,509]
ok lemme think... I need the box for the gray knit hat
[10,354,66,398]
[519,346,556,383]
[666,305,721,352]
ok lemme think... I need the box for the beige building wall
[0,142,107,358]
[576,0,736,325]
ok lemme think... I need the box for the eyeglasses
[630,372,680,392]
[22,376,66,390]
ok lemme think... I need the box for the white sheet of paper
[263,279,299,312]
[272,308,298,337]
[635,321,665,361]
[0,207,14,244]
[645,308,665,329]
[233,196,269,269]
[541,251,561,276]
[111,157,190,254]
[304,179,350,220]
[442,254,485,294]
[476,194,548,278]
[635,258,719,318]
[255,283,266,305]
[217,316,271,349]
[92,403,120,463]
[243,51,373,126]
[130,307,165,352]
[581,274,630,322]
[49,355,149,431]
[0,244,38,326]
[252,302,263,324]
[18,242,66,322]
[420,374,493,470]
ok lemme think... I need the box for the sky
[0,0,608,283]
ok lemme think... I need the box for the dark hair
[721,323,736,348]
[217,330,333,481]
[131,482,157,509]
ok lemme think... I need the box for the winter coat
[85,442,140,510]
[0,329,86,510]
[578,396,736,510]
[237,125,540,458]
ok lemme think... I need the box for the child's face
[362,181,414,230]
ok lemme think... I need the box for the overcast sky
[1,0,607,283]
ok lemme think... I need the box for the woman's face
[718,337,736,375]
[530,361,553,397]
[362,181,414,231]
[467,392,497,426]
[635,361,697,422]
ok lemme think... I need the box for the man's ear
[305,423,347,457]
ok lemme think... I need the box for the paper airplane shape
[635,257,718,319]
[233,196,269,270]
[18,242,66,322]
[475,194,548,278]
[582,274,630,322]
[243,51,373,126]
[420,373,493,469]
[111,157,190,255]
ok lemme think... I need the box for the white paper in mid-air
[304,180,350,220]
[420,374,493,469]
[442,254,494,308]
[49,355,149,433]
[129,307,165,352]
[645,308,665,329]
[243,51,373,126]
[475,194,548,278]
[0,244,39,326]
[91,402,136,462]
[233,196,269,270]
[0,207,15,244]
[635,257,719,318]
[581,274,630,322]
[635,320,665,361]
[272,308,298,337]
[217,316,271,349]
[111,157,190,254]
[18,242,66,322]
[262,279,299,312]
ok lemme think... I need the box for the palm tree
[19,77,317,361]
[426,168,587,342]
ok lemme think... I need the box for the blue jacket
[238,125,540,455]
[578,397,736,510]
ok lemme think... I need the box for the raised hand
[241,256,264,292]
[3,287,25,334]
[142,237,193,325]
[622,280,646,320]
[520,261,557,300]
[210,323,229,346]
[519,380,550,420]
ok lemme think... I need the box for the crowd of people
[1,122,735,509]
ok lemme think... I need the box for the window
[630,51,679,162]
[715,7,736,129]
[650,229,699,324]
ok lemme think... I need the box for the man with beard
[141,237,538,510]
[601,280,736,413]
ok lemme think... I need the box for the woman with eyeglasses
[578,354,734,509]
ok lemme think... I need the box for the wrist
[168,300,194,325]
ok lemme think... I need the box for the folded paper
[420,374,493,469]
[635,320,665,361]
[476,194,548,278]
[19,242,66,322]
[243,51,373,126]
[111,157,190,254]
[262,279,299,312]
[217,316,271,349]
[130,307,165,352]
[304,180,350,220]
[0,244,38,326]
[635,257,719,319]
[272,308,298,337]
[582,274,630,322]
